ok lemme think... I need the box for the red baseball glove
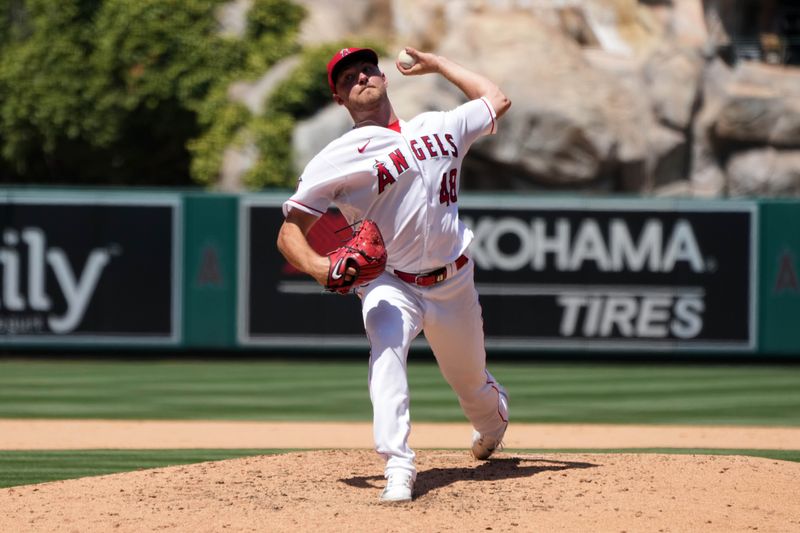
[326,219,387,294]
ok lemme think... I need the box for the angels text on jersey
[372,132,460,200]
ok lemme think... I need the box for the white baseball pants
[358,258,509,478]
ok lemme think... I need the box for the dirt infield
[2,448,799,532]
[2,419,800,450]
[1,421,799,532]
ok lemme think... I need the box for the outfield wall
[0,189,798,356]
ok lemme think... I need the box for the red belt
[394,255,469,287]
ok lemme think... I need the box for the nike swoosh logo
[357,139,371,153]
[331,257,345,280]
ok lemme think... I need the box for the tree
[0,0,304,186]
[189,41,384,189]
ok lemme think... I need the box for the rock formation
[221,0,800,197]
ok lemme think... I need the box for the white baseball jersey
[283,96,497,274]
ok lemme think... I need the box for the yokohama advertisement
[0,196,181,345]
[242,197,757,351]
[461,198,757,351]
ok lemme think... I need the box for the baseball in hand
[397,49,416,68]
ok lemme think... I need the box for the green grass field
[0,450,290,488]
[2,359,799,424]
[1,358,799,488]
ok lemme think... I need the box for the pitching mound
[2,450,799,532]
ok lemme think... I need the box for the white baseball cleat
[380,471,414,503]
[471,428,506,460]
[472,387,509,460]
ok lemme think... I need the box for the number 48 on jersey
[440,168,458,206]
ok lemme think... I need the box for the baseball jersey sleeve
[449,96,498,149]
[282,153,343,218]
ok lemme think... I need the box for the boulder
[689,56,733,197]
[435,10,685,190]
[713,83,800,147]
[215,0,800,198]
[732,62,800,97]
[218,134,258,192]
[643,43,704,130]
[691,60,800,197]
[292,0,392,45]
[580,1,639,57]
[228,56,301,116]
[727,148,800,196]
[667,0,709,47]
[389,0,450,50]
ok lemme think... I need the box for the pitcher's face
[333,61,388,111]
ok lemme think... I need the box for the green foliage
[269,45,341,118]
[244,0,304,73]
[90,0,243,115]
[187,95,250,186]
[243,112,294,188]
[177,0,306,189]
[0,0,392,189]
[0,0,100,171]
[0,0,303,185]
[234,40,386,189]
[0,0,31,46]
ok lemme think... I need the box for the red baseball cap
[327,47,379,94]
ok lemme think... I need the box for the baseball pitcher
[277,46,511,503]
